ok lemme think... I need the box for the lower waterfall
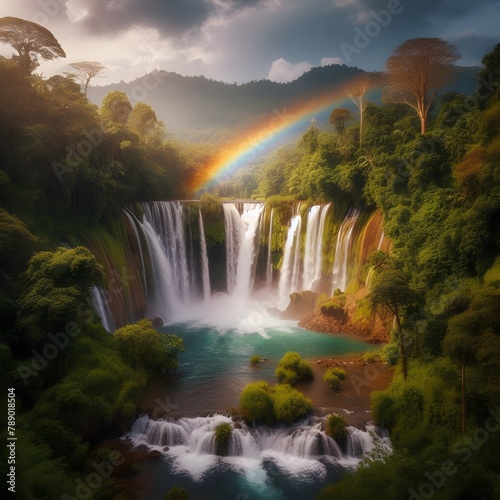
[126,414,391,498]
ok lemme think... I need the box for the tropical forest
[0,10,500,500]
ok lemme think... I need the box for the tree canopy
[385,37,461,134]
[0,16,66,76]
[69,61,106,98]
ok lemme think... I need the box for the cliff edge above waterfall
[283,288,393,343]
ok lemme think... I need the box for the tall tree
[385,38,461,134]
[370,269,420,380]
[0,17,66,76]
[127,102,158,137]
[100,91,133,125]
[346,73,374,147]
[329,107,353,139]
[69,61,106,98]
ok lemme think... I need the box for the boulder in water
[146,450,161,459]
[152,317,164,327]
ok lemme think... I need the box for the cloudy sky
[1,0,499,84]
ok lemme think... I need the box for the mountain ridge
[87,64,481,142]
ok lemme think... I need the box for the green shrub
[381,342,399,365]
[273,384,312,423]
[239,381,312,424]
[239,381,274,424]
[330,367,346,380]
[275,352,313,384]
[275,367,299,385]
[325,413,348,444]
[214,422,232,456]
[363,350,382,363]
[371,391,396,428]
[164,486,189,500]
[250,354,261,365]
[324,367,345,389]
[324,371,341,390]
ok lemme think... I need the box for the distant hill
[87,64,481,142]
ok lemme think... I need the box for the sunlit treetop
[0,16,66,76]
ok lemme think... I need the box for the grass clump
[275,352,313,385]
[214,422,232,456]
[324,367,346,389]
[250,354,261,365]
[325,413,348,445]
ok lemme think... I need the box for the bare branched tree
[346,73,377,147]
[385,38,461,134]
[70,61,106,98]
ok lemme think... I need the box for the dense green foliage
[275,351,314,385]
[239,381,312,424]
[0,30,193,498]
[114,319,184,374]
[315,44,500,499]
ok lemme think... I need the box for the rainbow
[189,81,364,194]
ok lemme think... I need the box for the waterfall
[142,201,192,302]
[233,203,264,297]
[137,217,177,316]
[127,414,392,480]
[278,208,302,306]
[377,231,385,251]
[266,207,274,286]
[85,200,390,330]
[303,204,330,291]
[90,286,115,333]
[331,208,360,293]
[199,210,211,301]
[123,209,149,297]
[223,204,242,294]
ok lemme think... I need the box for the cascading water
[127,414,391,491]
[331,208,360,294]
[303,203,331,291]
[142,201,192,302]
[232,203,264,297]
[278,209,302,307]
[89,201,386,328]
[266,207,274,286]
[223,204,243,294]
[199,210,211,301]
[90,286,115,333]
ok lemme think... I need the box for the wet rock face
[298,289,392,343]
[282,290,319,320]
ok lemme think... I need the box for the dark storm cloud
[73,0,213,37]
[71,0,266,38]
[449,33,499,66]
